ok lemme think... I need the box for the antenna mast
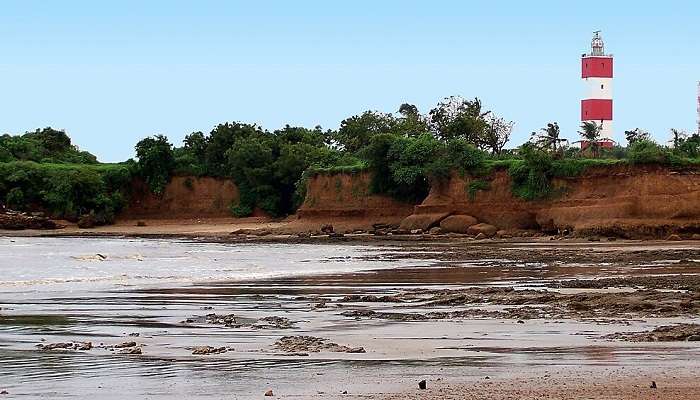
[697,81,700,135]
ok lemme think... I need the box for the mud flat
[0,237,699,399]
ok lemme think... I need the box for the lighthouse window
[601,84,604,89]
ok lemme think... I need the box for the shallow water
[1,237,699,399]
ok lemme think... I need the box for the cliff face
[417,165,700,237]
[297,172,415,220]
[124,176,239,219]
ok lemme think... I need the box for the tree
[531,122,567,155]
[135,135,175,195]
[481,115,513,155]
[670,128,687,149]
[578,121,602,157]
[335,111,397,153]
[428,96,489,145]
[624,128,651,145]
[205,122,263,175]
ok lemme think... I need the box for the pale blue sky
[1,0,698,161]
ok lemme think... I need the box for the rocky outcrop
[409,165,700,238]
[123,176,239,219]
[399,213,450,231]
[439,215,478,233]
[0,211,60,230]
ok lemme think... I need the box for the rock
[75,341,93,350]
[692,234,700,240]
[410,229,423,235]
[274,336,364,354]
[399,213,450,231]
[191,346,228,355]
[650,381,657,389]
[418,380,427,390]
[77,214,96,229]
[466,223,498,238]
[439,215,478,234]
[38,342,74,351]
[474,233,487,240]
[587,236,601,242]
[517,320,525,324]
[136,221,147,227]
[428,227,442,235]
[320,224,334,234]
[686,335,700,341]
[229,228,251,235]
[328,232,345,239]
[0,390,8,395]
[666,234,682,241]
[114,341,137,348]
[264,389,274,396]
[346,347,366,353]
[254,229,272,236]
[496,230,512,239]
[119,347,142,355]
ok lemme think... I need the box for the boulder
[428,227,442,235]
[467,223,498,237]
[77,214,96,229]
[399,213,450,232]
[439,215,478,234]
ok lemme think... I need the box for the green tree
[578,121,602,158]
[335,111,397,153]
[135,135,175,195]
[532,122,567,155]
[481,114,513,155]
[624,128,651,145]
[428,96,488,144]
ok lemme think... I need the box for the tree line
[2,96,699,222]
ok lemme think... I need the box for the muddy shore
[1,236,699,399]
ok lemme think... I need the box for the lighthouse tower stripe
[581,32,614,142]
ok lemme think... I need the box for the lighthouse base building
[581,31,614,148]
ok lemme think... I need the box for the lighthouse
[581,31,614,147]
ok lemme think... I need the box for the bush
[627,140,670,164]
[0,161,132,221]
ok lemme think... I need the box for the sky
[1,0,698,162]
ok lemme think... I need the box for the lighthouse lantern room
[581,31,614,147]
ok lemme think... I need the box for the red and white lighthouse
[581,31,614,146]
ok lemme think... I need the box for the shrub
[628,140,669,165]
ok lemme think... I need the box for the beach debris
[666,234,682,241]
[650,381,657,389]
[0,390,8,395]
[418,380,427,390]
[264,389,274,396]
[191,346,229,355]
[274,336,365,354]
[128,332,140,337]
[341,390,348,394]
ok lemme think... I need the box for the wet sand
[1,237,699,399]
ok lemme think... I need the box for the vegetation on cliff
[2,97,700,222]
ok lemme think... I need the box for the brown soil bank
[415,164,700,238]
[123,176,239,219]
[296,172,415,227]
